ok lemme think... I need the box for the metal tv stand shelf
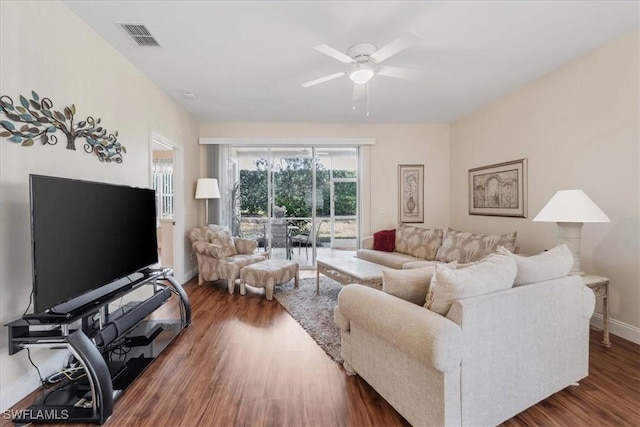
[5,268,191,425]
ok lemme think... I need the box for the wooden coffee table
[316,256,385,295]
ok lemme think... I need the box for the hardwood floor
[4,273,639,426]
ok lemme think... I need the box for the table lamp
[195,178,220,224]
[533,189,609,275]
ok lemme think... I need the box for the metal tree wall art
[0,91,126,163]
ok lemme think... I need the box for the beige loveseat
[357,225,518,270]
[335,247,595,426]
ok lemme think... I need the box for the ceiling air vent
[119,23,160,47]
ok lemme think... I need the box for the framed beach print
[469,158,527,217]
[398,164,424,223]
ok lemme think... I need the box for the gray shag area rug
[273,276,343,364]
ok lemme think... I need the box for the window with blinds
[152,159,174,219]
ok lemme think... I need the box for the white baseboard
[591,313,640,345]
[183,267,197,284]
[0,350,70,412]
[174,267,197,285]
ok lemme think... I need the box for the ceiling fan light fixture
[349,64,375,85]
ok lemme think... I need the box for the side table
[581,274,611,347]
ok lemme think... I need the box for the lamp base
[556,222,583,275]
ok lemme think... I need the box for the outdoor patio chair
[268,222,293,260]
[291,220,324,259]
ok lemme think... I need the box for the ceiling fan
[301,33,424,90]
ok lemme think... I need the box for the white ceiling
[63,1,638,124]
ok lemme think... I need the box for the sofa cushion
[497,244,573,286]
[383,263,457,305]
[373,229,396,252]
[356,249,422,270]
[394,225,443,261]
[219,253,267,279]
[425,254,517,315]
[234,237,258,255]
[402,260,443,269]
[206,225,238,257]
[435,227,517,263]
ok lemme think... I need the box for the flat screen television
[29,174,158,315]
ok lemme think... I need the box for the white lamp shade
[195,178,220,199]
[533,190,610,223]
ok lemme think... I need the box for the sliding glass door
[316,149,358,250]
[223,146,359,268]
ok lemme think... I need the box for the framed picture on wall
[468,158,528,217]
[398,164,424,223]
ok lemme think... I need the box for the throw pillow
[394,225,443,260]
[192,240,224,258]
[382,263,457,305]
[434,227,517,263]
[234,237,258,255]
[497,244,573,286]
[425,254,517,315]
[373,229,396,252]
[206,226,238,257]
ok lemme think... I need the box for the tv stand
[5,268,190,425]
[22,311,74,321]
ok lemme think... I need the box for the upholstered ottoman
[239,259,299,300]
[220,254,269,294]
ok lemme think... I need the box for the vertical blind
[152,159,174,219]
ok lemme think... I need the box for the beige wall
[0,0,200,408]
[199,122,450,234]
[2,0,636,411]
[450,31,640,332]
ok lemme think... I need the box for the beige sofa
[357,224,518,269]
[335,248,595,426]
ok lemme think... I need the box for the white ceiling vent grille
[119,23,160,47]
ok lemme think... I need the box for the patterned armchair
[189,224,268,293]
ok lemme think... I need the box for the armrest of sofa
[192,241,224,258]
[233,237,258,254]
[446,275,594,332]
[361,236,374,249]
[445,276,595,426]
[337,284,462,373]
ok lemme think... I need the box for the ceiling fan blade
[352,83,366,102]
[301,72,346,88]
[313,44,355,64]
[377,65,424,81]
[370,32,420,63]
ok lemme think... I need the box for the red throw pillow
[373,229,396,252]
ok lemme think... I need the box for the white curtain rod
[198,137,375,146]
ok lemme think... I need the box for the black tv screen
[30,174,158,314]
